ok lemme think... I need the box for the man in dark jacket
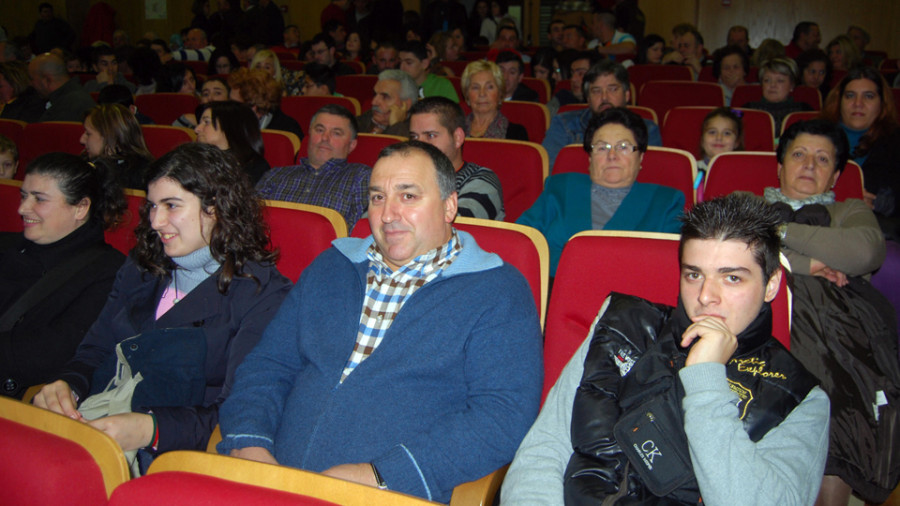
[28,53,95,122]
[501,193,830,505]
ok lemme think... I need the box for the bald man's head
[28,53,68,97]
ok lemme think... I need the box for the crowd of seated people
[1,3,899,504]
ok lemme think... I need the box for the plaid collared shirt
[255,157,371,229]
[340,230,462,382]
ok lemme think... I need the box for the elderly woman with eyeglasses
[517,107,684,275]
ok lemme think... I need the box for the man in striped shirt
[408,97,505,220]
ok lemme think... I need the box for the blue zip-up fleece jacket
[218,230,544,503]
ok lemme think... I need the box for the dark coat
[0,222,124,398]
[57,256,291,454]
[267,108,304,141]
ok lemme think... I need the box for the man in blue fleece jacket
[218,140,544,503]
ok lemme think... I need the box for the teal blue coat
[517,173,684,274]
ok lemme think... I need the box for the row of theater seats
[0,114,864,232]
[0,224,791,506]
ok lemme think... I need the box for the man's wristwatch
[370,462,388,490]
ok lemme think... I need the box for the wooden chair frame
[0,396,129,498]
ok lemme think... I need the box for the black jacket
[0,221,124,398]
[564,293,818,505]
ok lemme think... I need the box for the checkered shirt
[254,157,371,229]
[340,230,462,382]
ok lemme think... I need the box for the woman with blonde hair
[460,59,527,140]
[81,103,154,189]
[250,49,303,97]
[826,35,862,72]
[743,58,812,135]
[228,67,304,140]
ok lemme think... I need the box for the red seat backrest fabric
[350,218,545,322]
[661,106,775,157]
[261,130,300,167]
[627,65,693,99]
[627,105,658,124]
[107,472,340,506]
[104,190,145,256]
[703,152,864,202]
[335,75,378,106]
[781,111,820,135]
[557,103,588,115]
[141,125,195,159]
[345,133,404,167]
[18,122,85,177]
[135,93,200,126]
[0,417,108,506]
[444,60,469,76]
[552,145,695,208]
[0,179,23,232]
[340,60,365,74]
[543,233,681,400]
[638,81,724,124]
[499,101,549,144]
[521,77,550,103]
[263,203,343,282]
[462,138,547,222]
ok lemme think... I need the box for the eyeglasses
[591,140,638,155]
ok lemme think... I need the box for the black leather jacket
[564,293,818,505]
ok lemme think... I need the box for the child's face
[0,151,17,179]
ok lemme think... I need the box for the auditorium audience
[461,60,528,141]
[635,33,665,64]
[207,47,239,76]
[744,58,812,135]
[0,61,45,123]
[32,143,291,475]
[712,45,749,105]
[81,104,154,190]
[796,49,832,99]
[173,77,231,129]
[696,107,743,192]
[251,48,303,96]
[821,67,900,225]
[762,120,898,506]
[228,67,304,141]
[0,134,18,179]
[1,153,126,399]
[195,101,271,184]
[83,45,136,94]
[826,35,862,72]
[519,107,682,275]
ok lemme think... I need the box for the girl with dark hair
[821,67,900,221]
[159,61,198,95]
[635,33,665,64]
[81,103,154,189]
[711,45,749,105]
[195,101,271,184]
[530,47,556,82]
[33,143,291,473]
[796,49,832,98]
[207,47,239,76]
[0,153,126,399]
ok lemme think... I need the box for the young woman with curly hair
[33,143,292,474]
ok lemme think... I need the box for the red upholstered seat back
[263,201,347,282]
[0,417,108,506]
[662,106,775,157]
[0,179,23,233]
[135,93,200,125]
[462,138,547,222]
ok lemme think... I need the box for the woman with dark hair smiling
[195,101,270,184]
[0,154,126,399]
[33,143,291,474]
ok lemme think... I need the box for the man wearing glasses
[542,60,661,166]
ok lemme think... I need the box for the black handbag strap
[0,246,107,332]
